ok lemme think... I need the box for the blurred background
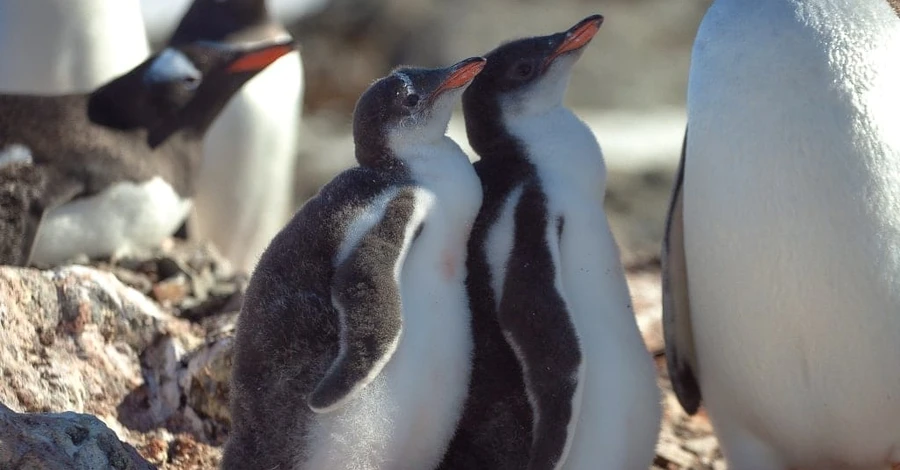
[288,0,713,263]
[149,0,715,264]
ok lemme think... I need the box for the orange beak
[544,15,603,69]
[227,40,296,74]
[433,57,487,97]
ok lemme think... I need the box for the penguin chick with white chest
[663,1,900,469]
[441,15,660,470]
[0,38,295,267]
[223,57,486,470]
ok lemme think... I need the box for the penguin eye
[182,75,201,90]
[404,93,420,108]
[511,60,535,80]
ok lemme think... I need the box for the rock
[684,436,720,460]
[180,337,234,433]
[137,331,236,445]
[0,265,189,416]
[0,238,246,468]
[0,402,155,470]
[655,438,698,469]
[151,275,190,307]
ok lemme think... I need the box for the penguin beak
[226,38,296,74]
[430,57,487,99]
[544,14,603,69]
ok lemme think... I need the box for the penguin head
[88,37,295,147]
[168,0,292,47]
[352,57,487,167]
[462,15,602,152]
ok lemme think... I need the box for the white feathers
[0,0,149,93]
[144,48,202,86]
[485,184,523,310]
[0,144,32,167]
[498,82,660,468]
[681,0,900,467]
[395,72,415,95]
[561,361,586,470]
[501,53,580,120]
[188,48,304,275]
[388,87,469,150]
[333,189,399,266]
[542,212,582,470]
[31,177,192,265]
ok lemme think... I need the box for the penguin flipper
[662,130,702,415]
[499,182,582,470]
[307,188,426,413]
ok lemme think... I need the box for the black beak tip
[454,56,488,69]
[573,14,604,32]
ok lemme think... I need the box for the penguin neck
[85,82,207,185]
[503,105,606,196]
[464,96,529,167]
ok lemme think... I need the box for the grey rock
[0,402,155,470]
[0,265,185,415]
[137,331,236,445]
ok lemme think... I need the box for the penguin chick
[441,15,661,470]
[224,57,486,470]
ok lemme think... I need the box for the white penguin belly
[31,177,192,265]
[191,52,303,274]
[684,1,900,465]
[550,194,661,470]
[507,107,661,469]
[0,0,149,93]
[304,174,481,469]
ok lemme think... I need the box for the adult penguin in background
[223,57,486,470]
[0,39,295,267]
[0,0,150,93]
[140,0,330,45]
[167,0,304,274]
[663,1,900,469]
[441,15,661,470]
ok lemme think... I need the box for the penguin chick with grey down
[223,57,486,470]
[440,15,660,470]
[0,38,295,267]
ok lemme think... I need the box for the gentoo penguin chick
[0,0,150,93]
[0,38,295,267]
[663,1,900,469]
[441,15,661,470]
[223,57,486,470]
[167,0,304,274]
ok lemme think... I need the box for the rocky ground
[0,239,725,469]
